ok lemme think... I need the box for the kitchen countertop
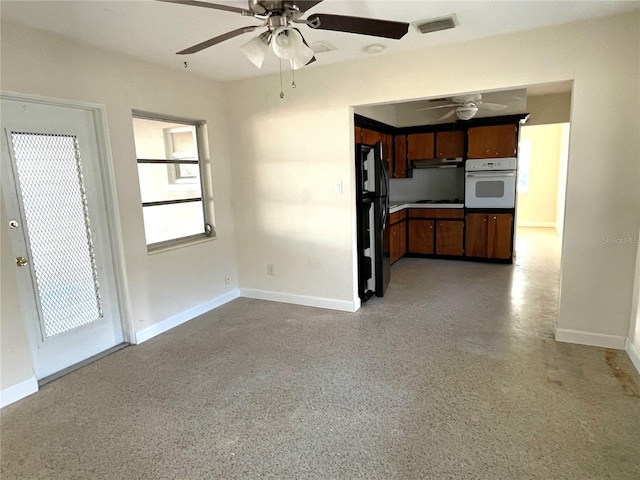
[389,201,464,213]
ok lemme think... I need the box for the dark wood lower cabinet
[487,214,513,259]
[408,219,434,254]
[399,220,407,257]
[388,208,512,263]
[390,223,400,264]
[464,214,488,257]
[435,221,464,256]
[465,213,513,260]
[390,211,407,265]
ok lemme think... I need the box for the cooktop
[416,199,462,204]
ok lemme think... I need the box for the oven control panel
[465,157,517,171]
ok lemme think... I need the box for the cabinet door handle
[493,216,497,220]
[483,218,487,222]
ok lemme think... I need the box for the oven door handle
[466,172,516,178]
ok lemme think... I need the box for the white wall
[226,13,639,345]
[517,124,563,228]
[353,104,397,127]
[526,92,572,126]
[0,21,239,389]
[2,12,639,394]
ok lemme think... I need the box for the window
[132,113,214,249]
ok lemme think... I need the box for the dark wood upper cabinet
[381,133,393,176]
[467,124,517,158]
[354,126,362,143]
[435,130,465,159]
[394,134,408,178]
[360,128,381,146]
[407,133,435,160]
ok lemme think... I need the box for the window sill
[147,233,216,255]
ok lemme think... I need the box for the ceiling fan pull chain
[291,62,297,89]
[279,58,284,99]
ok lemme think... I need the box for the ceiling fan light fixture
[291,44,315,70]
[272,26,305,60]
[240,32,270,68]
[455,106,478,120]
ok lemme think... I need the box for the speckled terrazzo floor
[2,228,639,479]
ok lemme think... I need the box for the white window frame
[132,111,215,252]
[163,126,200,185]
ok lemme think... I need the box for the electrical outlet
[224,275,230,285]
[267,263,274,276]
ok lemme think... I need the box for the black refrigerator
[356,142,390,301]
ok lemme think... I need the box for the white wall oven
[465,158,517,209]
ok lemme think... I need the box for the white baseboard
[625,339,640,375]
[134,289,240,344]
[240,288,359,313]
[555,328,627,349]
[516,222,556,228]
[1,377,38,409]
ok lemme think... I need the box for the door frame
[1,91,135,350]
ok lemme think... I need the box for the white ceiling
[2,1,638,83]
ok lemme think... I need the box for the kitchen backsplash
[389,168,464,202]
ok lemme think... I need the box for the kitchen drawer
[409,209,464,219]
[389,210,407,224]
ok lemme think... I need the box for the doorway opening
[352,81,572,338]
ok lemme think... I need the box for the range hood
[410,157,463,169]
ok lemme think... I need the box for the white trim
[516,221,557,228]
[134,289,240,344]
[625,339,640,375]
[240,288,359,313]
[1,377,38,409]
[555,328,627,349]
[91,103,136,344]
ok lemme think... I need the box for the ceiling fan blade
[439,110,457,121]
[156,0,253,15]
[416,104,458,111]
[479,102,508,110]
[294,1,324,12]
[307,14,409,40]
[177,26,260,54]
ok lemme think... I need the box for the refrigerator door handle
[380,165,389,231]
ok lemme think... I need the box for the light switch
[333,181,343,194]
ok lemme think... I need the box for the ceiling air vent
[309,41,338,54]
[412,15,457,35]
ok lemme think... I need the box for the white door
[1,98,124,380]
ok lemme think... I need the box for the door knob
[16,257,28,267]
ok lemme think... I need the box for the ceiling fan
[416,94,508,121]
[158,0,410,71]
